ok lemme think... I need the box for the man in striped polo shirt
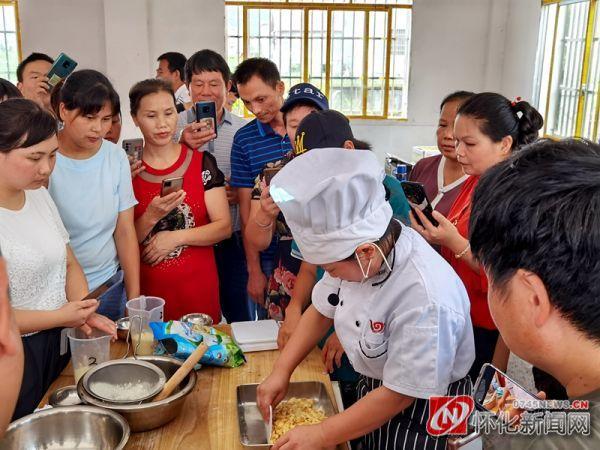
[230,58,292,311]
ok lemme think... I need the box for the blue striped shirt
[230,119,292,188]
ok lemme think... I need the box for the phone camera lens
[63,61,70,68]
[203,107,210,113]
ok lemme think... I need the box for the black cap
[293,110,354,156]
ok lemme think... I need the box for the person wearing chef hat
[257,148,475,450]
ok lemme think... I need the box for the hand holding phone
[122,138,144,162]
[46,53,78,90]
[263,167,281,186]
[401,181,439,227]
[161,176,184,197]
[195,101,218,139]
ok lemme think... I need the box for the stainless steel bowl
[83,359,166,404]
[116,317,130,341]
[180,312,213,327]
[48,385,82,407]
[0,406,129,450]
[78,355,197,432]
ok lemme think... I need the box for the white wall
[18,0,540,160]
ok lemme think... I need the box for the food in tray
[270,397,327,443]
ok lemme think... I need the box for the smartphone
[195,101,217,139]
[401,181,439,227]
[263,167,282,186]
[46,52,78,90]
[161,176,184,197]
[122,138,144,162]
[82,271,123,301]
[474,363,540,426]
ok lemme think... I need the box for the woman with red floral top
[129,79,231,322]
[410,92,543,381]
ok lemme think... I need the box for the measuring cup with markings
[126,296,165,356]
[67,328,112,383]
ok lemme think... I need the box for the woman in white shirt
[0,99,116,420]
[257,148,475,450]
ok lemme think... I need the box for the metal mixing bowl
[116,317,130,341]
[49,385,82,407]
[83,359,166,404]
[180,312,214,327]
[77,355,197,432]
[0,406,129,449]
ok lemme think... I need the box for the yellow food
[270,398,327,443]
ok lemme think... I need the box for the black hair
[350,138,372,151]
[0,78,22,101]
[129,78,174,115]
[54,69,120,119]
[343,218,401,262]
[157,52,187,79]
[233,57,280,89]
[470,138,600,343]
[282,100,320,122]
[440,90,475,111]
[230,81,239,96]
[184,49,231,85]
[16,52,54,82]
[0,98,57,153]
[457,92,543,150]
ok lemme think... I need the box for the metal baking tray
[237,381,337,448]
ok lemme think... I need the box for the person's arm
[64,245,88,302]
[278,261,317,349]
[240,187,267,304]
[245,198,277,252]
[134,191,187,243]
[114,207,140,300]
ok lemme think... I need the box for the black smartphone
[401,181,439,227]
[122,138,144,162]
[82,271,123,301]
[473,363,540,425]
[161,176,184,197]
[263,167,281,186]
[195,101,217,139]
[46,52,78,90]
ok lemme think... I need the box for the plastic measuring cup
[126,296,165,356]
[68,328,112,383]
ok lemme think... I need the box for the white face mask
[355,242,393,281]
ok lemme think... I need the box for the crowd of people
[0,47,599,450]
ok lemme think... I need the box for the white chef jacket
[312,225,475,400]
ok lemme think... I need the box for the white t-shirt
[0,188,69,312]
[175,84,191,105]
[312,225,475,399]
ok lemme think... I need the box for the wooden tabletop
[40,326,348,450]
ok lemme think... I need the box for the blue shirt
[230,119,292,188]
[49,139,137,290]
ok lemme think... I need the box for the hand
[260,186,280,220]
[144,191,186,223]
[257,370,290,422]
[81,313,117,340]
[410,209,461,248]
[34,76,51,101]
[129,158,145,179]
[277,305,301,350]
[225,178,238,205]
[322,332,345,373]
[0,258,21,357]
[272,424,330,450]
[142,231,180,266]
[247,270,267,306]
[180,122,216,149]
[58,299,99,329]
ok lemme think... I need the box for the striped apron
[356,375,472,450]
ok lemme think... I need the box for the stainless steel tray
[237,381,337,448]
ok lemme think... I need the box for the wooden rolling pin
[153,342,208,402]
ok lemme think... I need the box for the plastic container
[126,296,165,356]
[68,328,112,383]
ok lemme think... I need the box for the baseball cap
[293,110,354,156]
[281,83,328,113]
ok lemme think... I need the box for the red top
[133,146,220,322]
[441,176,496,330]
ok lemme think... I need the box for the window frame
[225,0,412,120]
[0,0,22,83]
[536,0,600,139]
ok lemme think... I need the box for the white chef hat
[270,148,392,265]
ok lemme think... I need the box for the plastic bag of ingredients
[149,321,246,368]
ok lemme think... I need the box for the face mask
[355,242,393,281]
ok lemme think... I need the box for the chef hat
[270,148,392,265]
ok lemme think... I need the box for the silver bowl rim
[6,405,130,450]
[116,317,130,330]
[82,359,167,404]
[48,384,81,407]
[78,355,196,411]
[179,313,214,326]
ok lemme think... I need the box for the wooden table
[40,326,348,450]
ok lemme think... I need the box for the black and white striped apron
[356,375,472,450]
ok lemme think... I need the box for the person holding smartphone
[129,79,231,322]
[49,70,140,320]
[0,99,116,420]
[15,52,54,111]
[410,92,543,382]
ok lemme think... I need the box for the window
[0,1,20,83]
[533,0,600,140]
[226,0,412,119]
